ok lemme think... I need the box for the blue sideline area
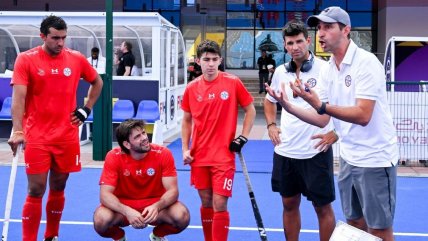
[170,139,275,173]
[0,140,428,240]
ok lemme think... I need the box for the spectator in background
[218,58,225,71]
[267,54,276,85]
[87,47,106,74]
[116,41,135,76]
[257,50,270,94]
[187,57,202,82]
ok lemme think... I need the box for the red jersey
[11,46,97,144]
[99,144,177,200]
[181,72,253,166]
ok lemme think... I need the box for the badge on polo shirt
[345,75,352,87]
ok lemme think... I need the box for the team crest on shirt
[220,91,229,100]
[123,169,130,176]
[197,95,203,102]
[345,75,352,87]
[63,68,71,76]
[306,78,317,88]
[37,69,45,76]
[146,168,155,176]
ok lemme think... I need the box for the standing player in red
[181,40,256,241]
[93,120,190,241]
[7,15,103,241]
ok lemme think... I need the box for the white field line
[1,219,427,237]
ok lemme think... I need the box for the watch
[267,122,276,129]
[317,102,327,115]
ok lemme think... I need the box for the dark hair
[40,15,67,36]
[338,23,351,39]
[282,20,308,40]
[196,40,221,58]
[91,47,100,53]
[116,119,146,154]
[123,41,133,51]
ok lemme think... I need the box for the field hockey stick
[237,152,268,241]
[2,142,22,241]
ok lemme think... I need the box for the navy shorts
[271,148,335,207]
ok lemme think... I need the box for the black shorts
[271,148,335,207]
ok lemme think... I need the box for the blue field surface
[1,140,428,240]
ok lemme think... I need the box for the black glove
[74,106,91,122]
[229,135,248,153]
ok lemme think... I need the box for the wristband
[267,122,276,129]
[13,131,24,135]
[317,102,327,115]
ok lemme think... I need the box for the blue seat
[112,99,135,123]
[0,97,12,120]
[84,99,134,123]
[133,100,160,123]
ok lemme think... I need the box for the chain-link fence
[387,81,428,167]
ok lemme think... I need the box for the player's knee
[27,183,47,197]
[347,218,367,231]
[212,195,228,211]
[93,209,113,233]
[171,205,190,230]
[314,203,334,217]
[281,195,300,212]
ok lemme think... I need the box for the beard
[131,140,150,153]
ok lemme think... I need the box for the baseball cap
[307,6,351,27]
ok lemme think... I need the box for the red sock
[201,207,214,241]
[153,224,181,237]
[44,190,65,238]
[101,226,125,240]
[22,196,42,241]
[212,211,229,241]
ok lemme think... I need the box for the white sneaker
[43,237,58,241]
[149,232,168,241]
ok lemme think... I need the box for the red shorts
[119,197,160,212]
[24,142,81,174]
[191,165,236,197]
[112,197,161,226]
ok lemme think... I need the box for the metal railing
[386,81,428,167]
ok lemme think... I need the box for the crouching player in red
[93,120,190,241]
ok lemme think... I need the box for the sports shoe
[43,237,58,241]
[149,232,168,241]
[114,236,126,241]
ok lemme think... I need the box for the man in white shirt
[267,6,399,241]
[87,47,106,74]
[264,20,337,241]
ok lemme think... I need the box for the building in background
[1,0,427,69]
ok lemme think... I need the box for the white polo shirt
[266,57,332,159]
[318,40,398,167]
